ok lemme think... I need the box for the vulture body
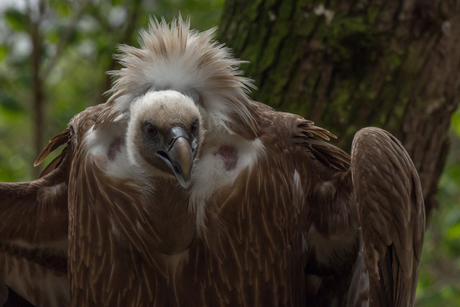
[0,17,425,307]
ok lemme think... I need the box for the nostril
[167,137,178,150]
[157,150,170,161]
[173,165,180,174]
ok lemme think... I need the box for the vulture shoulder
[351,127,425,307]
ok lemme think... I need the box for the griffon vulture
[0,17,425,307]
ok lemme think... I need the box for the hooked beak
[156,126,193,188]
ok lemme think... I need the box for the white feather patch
[190,134,265,235]
[84,119,145,181]
[291,169,305,214]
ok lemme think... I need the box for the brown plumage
[0,17,425,307]
[64,92,203,306]
[0,127,70,306]
[351,128,425,307]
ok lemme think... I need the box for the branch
[97,0,143,105]
[41,0,91,80]
[27,0,45,178]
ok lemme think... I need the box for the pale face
[127,90,202,187]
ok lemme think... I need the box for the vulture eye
[145,124,158,138]
[191,121,198,134]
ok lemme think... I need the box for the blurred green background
[0,0,458,305]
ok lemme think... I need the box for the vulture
[0,17,425,307]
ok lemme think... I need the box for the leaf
[0,46,8,62]
[451,109,460,137]
[0,92,23,112]
[5,9,28,32]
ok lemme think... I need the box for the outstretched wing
[0,128,71,307]
[351,127,425,307]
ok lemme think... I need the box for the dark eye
[191,121,198,134]
[145,124,158,138]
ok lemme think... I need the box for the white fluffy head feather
[126,90,201,174]
[104,16,259,139]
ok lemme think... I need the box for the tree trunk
[219,0,460,217]
[28,0,88,178]
[29,1,45,178]
[98,0,143,105]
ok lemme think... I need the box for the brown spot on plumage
[107,137,124,161]
[215,145,238,171]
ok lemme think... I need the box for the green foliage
[5,9,28,32]
[416,110,460,306]
[0,1,459,306]
[452,109,460,136]
[0,0,224,182]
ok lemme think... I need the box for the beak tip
[162,130,194,189]
[180,181,190,189]
[177,174,191,189]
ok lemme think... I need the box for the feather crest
[102,16,259,139]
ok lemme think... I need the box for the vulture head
[99,17,260,146]
[127,90,203,188]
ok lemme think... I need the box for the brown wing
[291,118,367,306]
[351,127,425,307]
[0,128,70,245]
[0,128,71,307]
[0,104,109,306]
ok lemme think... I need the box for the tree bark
[219,0,460,217]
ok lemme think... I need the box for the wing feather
[351,127,425,307]
[294,121,350,172]
[34,129,71,167]
[0,128,71,307]
[38,148,68,178]
[290,117,366,306]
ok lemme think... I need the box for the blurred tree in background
[0,0,459,306]
[219,1,460,304]
[0,0,223,179]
